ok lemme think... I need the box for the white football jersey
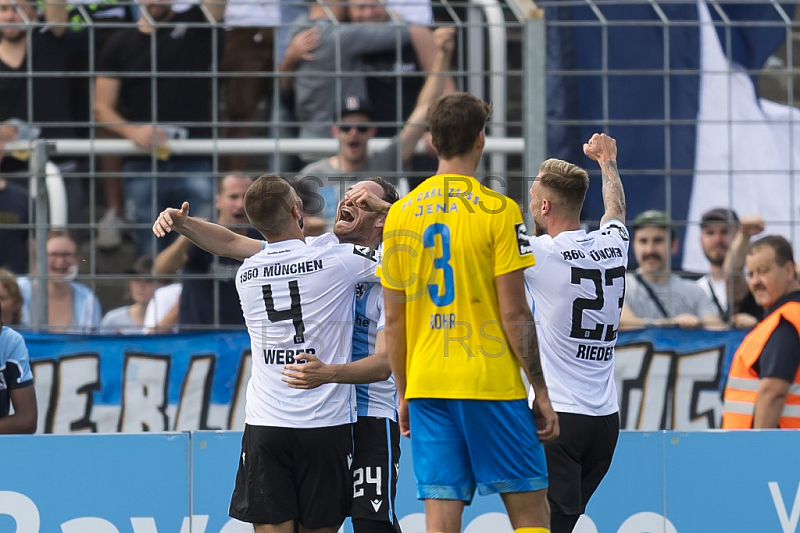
[308,235,396,420]
[237,238,379,428]
[524,220,629,416]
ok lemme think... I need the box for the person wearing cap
[295,27,455,228]
[696,208,763,329]
[722,235,800,428]
[98,255,155,335]
[620,210,723,330]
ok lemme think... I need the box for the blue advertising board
[2,431,799,533]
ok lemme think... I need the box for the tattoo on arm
[523,321,546,388]
[600,160,626,225]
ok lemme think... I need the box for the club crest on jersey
[353,245,378,262]
[355,283,368,300]
[603,222,630,241]
[515,223,532,256]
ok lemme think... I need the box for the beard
[0,28,26,43]
[533,219,546,237]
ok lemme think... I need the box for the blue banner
[22,327,746,433]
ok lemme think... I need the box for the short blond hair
[537,158,590,214]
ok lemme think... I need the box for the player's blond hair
[538,158,589,214]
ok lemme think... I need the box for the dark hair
[47,228,79,247]
[368,177,399,205]
[244,174,297,234]
[428,92,492,160]
[748,235,795,266]
[537,159,590,214]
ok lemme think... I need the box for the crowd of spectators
[0,0,796,340]
[0,0,453,330]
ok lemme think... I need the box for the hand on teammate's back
[280,353,332,390]
[583,132,617,163]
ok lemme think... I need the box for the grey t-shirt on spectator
[289,16,410,139]
[98,306,141,335]
[296,137,401,220]
[625,271,718,320]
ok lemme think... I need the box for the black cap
[701,208,739,227]
[340,95,374,120]
[125,255,153,275]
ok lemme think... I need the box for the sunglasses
[338,124,370,134]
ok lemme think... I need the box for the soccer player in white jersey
[211,175,379,532]
[152,177,404,533]
[525,133,627,533]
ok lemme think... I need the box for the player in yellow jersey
[380,92,560,533]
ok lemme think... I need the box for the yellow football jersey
[381,174,536,400]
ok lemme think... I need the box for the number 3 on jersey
[423,224,455,306]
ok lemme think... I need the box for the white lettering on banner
[617,512,678,533]
[62,517,119,532]
[24,337,726,433]
[174,356,216,431]
[52,355,100,433]
[0,491,39,532]
[226,351,251,430]
[614,343,724,430]
[119,355,169,432]
[769,481,800,533]
[31,360,54,433]
[673,348,723,429]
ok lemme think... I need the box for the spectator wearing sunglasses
[295,27,455,227]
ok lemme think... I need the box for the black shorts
[545,412,620,516]
[229,423,353,529]
[351,417,402,531]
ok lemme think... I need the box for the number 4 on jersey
[262,281,306,344]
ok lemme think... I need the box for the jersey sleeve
[491,202,536,278]
[524,235,554,280]
[380,205,404,292]
[4,331,33,389]
[599,219,631,256]
[335,244,380,284]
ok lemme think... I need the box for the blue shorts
[408,398,548,502]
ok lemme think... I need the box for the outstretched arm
[152,202,262,261]
[399,27,456,163]
[584,133,625,226]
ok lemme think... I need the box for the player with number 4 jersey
[525,133,627,533]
